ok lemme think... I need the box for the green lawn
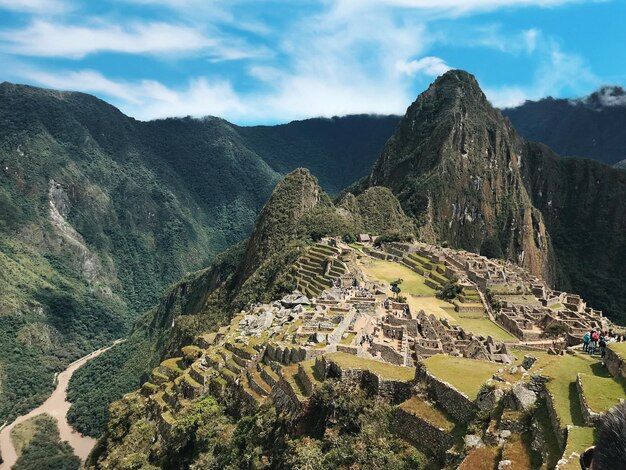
[516,350,619,427]
[340,332,356,345]
[444,308,517,341]
[161,357,184,371]
[399,396,454,431]
[578,373,625,413]
[359,259,436,296]
[421,355,502,400]
[559,426,596,470]
[326,352,415,382]
[608,341,626,357]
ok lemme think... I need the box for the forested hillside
[503,87,626,166]
[67,168,414,436]
[0,82,395,424]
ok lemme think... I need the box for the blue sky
[0,0,623,124]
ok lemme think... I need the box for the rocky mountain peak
[236,168,322,284]
[368,69,554,282]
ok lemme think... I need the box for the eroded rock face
[367,70,555,282]
[510,382,537,411]
[476,385,505,412]
[48,179,105,286]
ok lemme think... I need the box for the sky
[0,0,623,124]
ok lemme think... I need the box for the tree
[480,236,504,259]
[542,323,570,349]
[390,279,403,300]
[438,279,462,301]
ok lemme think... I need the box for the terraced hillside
[292,243,348,297]
[89,239,626,470]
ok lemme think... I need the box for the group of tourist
[359,334,374,348]
[582,330,623,358]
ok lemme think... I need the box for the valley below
[0,339,125,469]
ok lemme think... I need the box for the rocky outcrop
[367,70,555,282]
[236,169,322,285]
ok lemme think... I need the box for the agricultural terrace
[358,258,436,296]
[511,349,626,427]
[325,352,415,382]
[421,355,502,400]
[358,257,516,341]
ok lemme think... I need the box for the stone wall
[496,315,525,340]
[361,371,413,404]
[336,344,358,355]
[415,363,477,423]
[386,316,419,337]
[606,345,626,379]
[298,364,316,396]
[370,342,405,366]
[576,374,602,426]
[269,377,304,413]
[363,247,389,260]
[265,344,325,364]
[315,356,412,403]
[545,387,566,451]
[392,407,455,460]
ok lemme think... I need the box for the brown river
[0,339,125,469]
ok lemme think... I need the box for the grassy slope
[0,85,398,425]
[421,355,501,400]
[359,258,436,295]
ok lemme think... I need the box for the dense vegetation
[363,69,626,323]
[68,169,415,437]
[90,381,426,469]
[503,89,626,166]
[0,82,396,424]
[522,143,626,324]
[66,339,155,436]
[11,414,80,470]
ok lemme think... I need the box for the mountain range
[2,71,626,444]
[0,82,396,424]
[503,86,626,166]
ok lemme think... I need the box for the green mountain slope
[0,82,395,424]
[67,169,413,436]
[363,70,626,323]
[521,143,626,322]
[503,88,626,166]
[365,70,555,282]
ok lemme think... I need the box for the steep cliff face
[236,168,322,285]
[521,143,626,322]
[369,70,554,282]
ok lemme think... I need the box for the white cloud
[341,0,596,15]
[0,0,69,13]
[0,20,266,60]
[1,0,608,123]
[396,57,451,77]
[485,43,599,108]
[18,67,247,120]
[522,28,540,53]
